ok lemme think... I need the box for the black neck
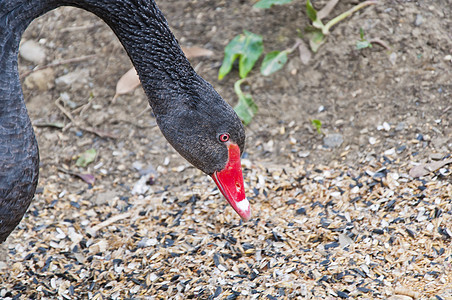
[0,0,199,241]
[0,0,196,113]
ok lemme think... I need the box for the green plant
[76,148,97,167]
[253,0,294,9]
[305,0,377,52]
[219,0,378,124]
[356,27,373,50]
[233,79,258,125]
[219,31,298,124]
[218,30,264,80]
[311,119,323,134]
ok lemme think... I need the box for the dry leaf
[114,46,213,97]
[317,0,339,20]
[297,39,312,65]
[115,67,141,96]
[182,46,214,59]
[77,173,96,185]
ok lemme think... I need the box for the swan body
[0,0,249,242]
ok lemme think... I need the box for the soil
[1,0,451,298]
[18,0,452,181]
[17,0,452,197]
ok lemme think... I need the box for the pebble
[24,68,55,91]
[132,161,143,170]
[297,151,310,158]
[131,176,150,195]
[137,238,158,248]
[263,140,274,152]
[163,157,170,166]
[19,40,46,64]
[369,137,377,145]
[384,148,395,156]
[377,122,391,131]
[414,14,423,26]
[395,122,406,131]
[55,69,89,87]
[323,133,344,148]
[429,153,443,160]
[389,52,397,65]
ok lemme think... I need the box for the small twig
[20,54,96,79]
[72,96,95,117]
[55,98,118,138]
[60,24,98,33]
[288,39,302,53]
[323,0,378,35]
[111,118,157,129]
[369,38,391,50]
[55,98,77,124]
[57,167,81,177]
[32,121,64,129]
[136,106,152,118]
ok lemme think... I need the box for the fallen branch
[20,54,96,79]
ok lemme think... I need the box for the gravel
[1,157,451,299]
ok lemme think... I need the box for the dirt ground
[1,0,451,299]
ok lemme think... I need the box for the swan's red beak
[211,143,251,221]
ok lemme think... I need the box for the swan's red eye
[219,133,230,142]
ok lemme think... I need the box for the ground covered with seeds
[1,0,451,299]
[1,162,451,299]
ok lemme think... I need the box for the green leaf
[233,79,258,125]
[311,119,322,134]
[356,40,372,50]
[308,30,326,52]
[306,0,318,23]
[76,148,97,167]
[359,27,365,40]
[218,31,263,80]
[238,31,264,78]
[253,0,294,9]
[356,28,372,50]
[260,50,288,76]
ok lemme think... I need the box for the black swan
[0,0,250,243]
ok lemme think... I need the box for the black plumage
[0,0,246,242]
